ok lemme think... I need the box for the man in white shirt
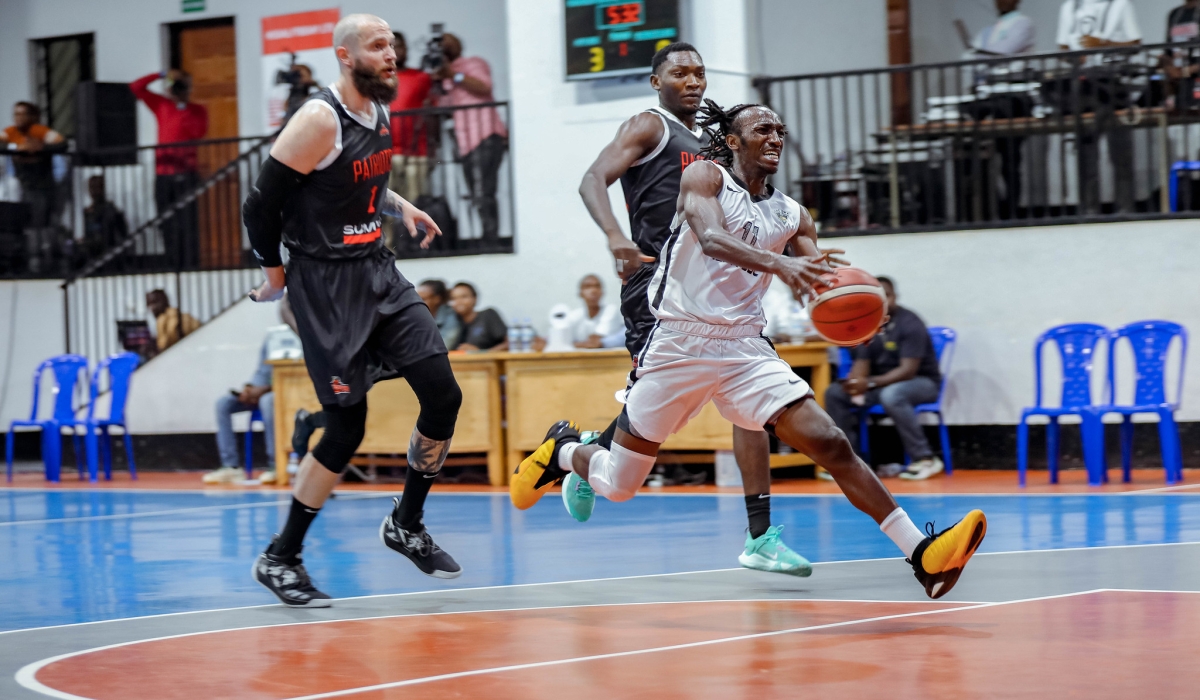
[956,0,1036,56]
[1057,0,1142,50]
[566,274,624,349]
[1056,0,1142,214]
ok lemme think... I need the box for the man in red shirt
[388,32,433,205]
[130,69,208,270]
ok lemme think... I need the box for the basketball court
[4,472,1199,699]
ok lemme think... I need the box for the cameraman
[130,69,208,269]
[433,33,508,242]
[279,63,319,127]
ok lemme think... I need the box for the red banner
[261,8,340,56]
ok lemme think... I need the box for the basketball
[809,267,887,346]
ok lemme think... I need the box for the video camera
[420,23,447,74]
[274,53,305,88]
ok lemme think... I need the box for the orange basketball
[809,267,887,346]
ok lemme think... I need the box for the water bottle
[507,322,522,352]
[286,452,300,476]
[519,318,536,352]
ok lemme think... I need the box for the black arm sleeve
[242,156,304,268]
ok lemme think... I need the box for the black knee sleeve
[404,355,461,442]
[311,399,367,474]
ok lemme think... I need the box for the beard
[351,61,398,103]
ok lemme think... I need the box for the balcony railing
[753,40,1200,235]
[0,100,514,279]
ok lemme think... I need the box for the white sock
[880,508,927,559]
[558,442,581,472]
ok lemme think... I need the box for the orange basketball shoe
[509,420,580,510]
[909,509,987,599]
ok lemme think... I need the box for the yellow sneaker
[509,420,580,510]
[909,509,987,599]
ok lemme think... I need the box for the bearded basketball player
[516,100,988,600]
[568,42,806,574]
[244,14,462,606]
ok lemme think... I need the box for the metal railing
[49,99,514,360]
[754,40,1200,235]
[385,101,514,258]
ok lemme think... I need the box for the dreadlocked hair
[696,98,761,167]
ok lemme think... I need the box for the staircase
[62,135,274,361]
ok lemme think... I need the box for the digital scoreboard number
[565,0,681,80]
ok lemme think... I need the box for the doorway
[167,16,240,268]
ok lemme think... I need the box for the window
[31,33,96,138]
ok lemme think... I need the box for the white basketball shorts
[624,324,813,444]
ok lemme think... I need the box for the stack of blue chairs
[1017,321,1187,486]
[6,352,140,483]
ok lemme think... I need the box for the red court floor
[26,591,1198,699]
[6,468,1198,495]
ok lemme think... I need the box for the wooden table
[502,343,832,478]
[269,356,505,487]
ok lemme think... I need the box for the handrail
[753,38,1189,86]
[62,133,276,287]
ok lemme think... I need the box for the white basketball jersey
[645,164,802,332]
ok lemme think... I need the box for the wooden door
[887,0,912,126]
[177,20,241,268]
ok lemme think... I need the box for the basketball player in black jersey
[244,14,462,607]
[570,43,806,574]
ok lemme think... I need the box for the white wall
[748,0,888,77]
[0,0,509,140]
[834,218,1200,424]
[0,281,67,428]
[124,296,278,434]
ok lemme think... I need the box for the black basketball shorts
[286,251,446,407]
[619,261,659,360]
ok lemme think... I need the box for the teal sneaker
[561,471,595,522]
[738,525,812,577]
[561,431,599,522]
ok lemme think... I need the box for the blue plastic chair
[5,354,90,483]
[854,327,956,474]
[76,353,139,482]
[1017,324,1109,487]
[1168,161,1200,212]
[244,407,263,479]
[1090,321,1187,484]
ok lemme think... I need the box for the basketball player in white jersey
[513,101,987,599]
[574,42,804,575]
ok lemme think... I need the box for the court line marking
[0,493,394,527]
[277,589,1110,699]
[5,486,1200,498]
[3,539,1198,638]
[11,596,983,700]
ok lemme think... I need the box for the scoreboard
[564,0,681,80]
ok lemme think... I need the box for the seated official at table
[205,336,275,485]
[449,281,508,351]
[823,277,944,482]
[417,278,461,351]
[566,274,623,349]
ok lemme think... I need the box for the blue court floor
[3,487,1200,633]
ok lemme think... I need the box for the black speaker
[75,82,137,165]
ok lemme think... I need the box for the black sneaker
[252,541,332,608]
[380,499,462,579]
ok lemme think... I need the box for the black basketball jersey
[282,86,393,261]
[619,107,710,257]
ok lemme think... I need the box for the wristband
[867,380,877,390]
